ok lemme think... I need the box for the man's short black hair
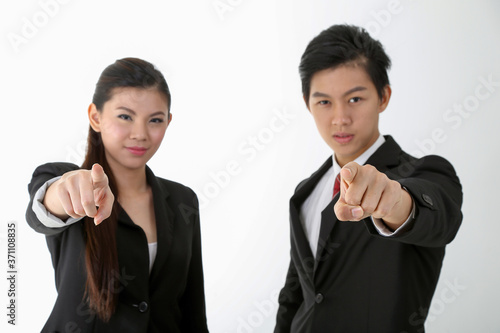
[299,24,391,105]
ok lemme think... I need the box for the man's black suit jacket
[26,163,209,333]
[275,136,463,333]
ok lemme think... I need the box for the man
[274,24,462,332]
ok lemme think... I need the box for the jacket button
[422,194,433,206]
[315,293,324,304]
[138,301,148,313]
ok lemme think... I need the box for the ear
[88,103,102,132]
[167,112,173,126]
[378,85,392,113]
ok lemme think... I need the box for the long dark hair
[81,57,171,321]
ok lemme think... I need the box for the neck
[107,159,149,197]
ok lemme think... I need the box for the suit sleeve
[274,256,303,332]
[179,192,209,333]
[366,154,463,247]
[26,162,80,236]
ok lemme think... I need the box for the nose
[130,121,147,141]
[331,104,351,126]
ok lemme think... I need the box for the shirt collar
[332,134,386,176]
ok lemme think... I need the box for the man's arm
[334,162,413,228]
[335,155,462,247]
[388,155,463,246]
[274,258,303,332]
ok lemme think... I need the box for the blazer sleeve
[366,154,463,247]
[26,162,80,236]
[274,257,304,332]
[179,192,209,333]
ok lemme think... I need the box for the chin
[329,141,352,151]
[121,159,149,169]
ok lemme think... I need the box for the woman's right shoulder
[32,162,81,178]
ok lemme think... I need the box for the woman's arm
[43,163,113,224]
[179,193,209,332]
[26,162,114,235]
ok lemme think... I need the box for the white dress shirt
[300,135,415,258]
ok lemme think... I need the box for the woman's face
[89,87,171,172]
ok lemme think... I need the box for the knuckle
[363,203,376,214]
[73,206,85,216]
[80,198,93,207]
[77,170,90,180]
[376,206,390,217]
[65,207,77,217]
[373,169,385,181]
[363,164,376,175]
[379,173,389,183]
[392,181,402,192]
[65,179,78,191]
[345,195,359,206]
[334,203,345,219]
[55,184,66,197]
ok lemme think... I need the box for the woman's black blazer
[26,162,209,333]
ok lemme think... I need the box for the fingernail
[351,207,363,218]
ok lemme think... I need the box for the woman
[26,58,209,332]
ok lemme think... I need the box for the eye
[150,118,164,124]
[318,100,330,106]
[349,97,361,103]
[118,114,132,121]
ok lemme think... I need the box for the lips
[126,146,148,156]
[333,133,354,144]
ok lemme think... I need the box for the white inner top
[148,242,158,274]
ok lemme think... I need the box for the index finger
[91,163,108,189]
[340,162,360,184]
[94,190,114,225]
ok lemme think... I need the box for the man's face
[307,64,391,167]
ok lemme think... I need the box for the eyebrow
[116,106,166,117]
[311,86,367,99]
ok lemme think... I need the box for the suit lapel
[290,157,333,281]
[364,135,401,171]
[145,166,174,281]
[314,198,338,273]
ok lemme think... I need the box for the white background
[1,0,499,332]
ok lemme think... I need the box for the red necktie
[333,173,341,198]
